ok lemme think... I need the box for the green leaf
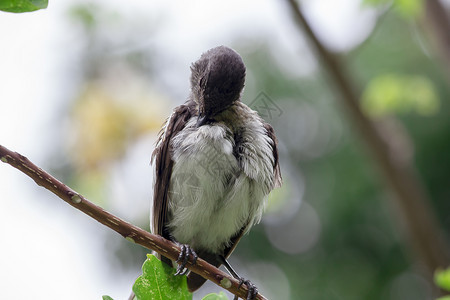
[0,0,48,13]
[436,297,450,300]
[202,292,229,300]
[133,254,192,300]
[361,74,439,118]
[102,296,114,300]
[435,267,450,292]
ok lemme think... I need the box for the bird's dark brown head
[190,46,246,126]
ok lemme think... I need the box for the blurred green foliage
[362,73,439,117]
[435,267,450,292]
[363,0,424,18]
[238,9,450,300]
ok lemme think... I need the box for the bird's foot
[174,244,198,276]
[233,278,258,300]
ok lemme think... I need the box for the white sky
[0,0,376,299]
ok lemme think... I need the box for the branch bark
[285,0,449,280]
[423,0,450,81]
[0,144,266,300]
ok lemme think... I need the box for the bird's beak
[196,114,207,127]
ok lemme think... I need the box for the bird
[151,45,282,299]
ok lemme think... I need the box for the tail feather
[187,251,221,292]
[187,272,208,292]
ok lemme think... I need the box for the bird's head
[190,46,246,127]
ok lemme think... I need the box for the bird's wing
[222,121,282,260]
[151,101,196,240]
[263,122,282,188]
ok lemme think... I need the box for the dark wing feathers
[151,101,196,240]
[264,122,282,188]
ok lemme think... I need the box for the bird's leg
[219,256,258,300]
[219,255,240,278]
[174,244,198,276]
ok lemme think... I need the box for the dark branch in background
[285,0,450,287]
[0,145,266,300]
[423,0,450,81]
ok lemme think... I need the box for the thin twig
[285,0,449,279]
[0,144,266,300]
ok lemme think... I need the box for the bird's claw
[233,278,258,300]
[174,244,198,276]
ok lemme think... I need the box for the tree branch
[285,0,450,280]
[423,0,450,82]
[0,144,266,300]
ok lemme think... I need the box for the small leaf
[435,267,450,292]
[133,254,192,300]
[0,0,48,13]
[102,296,114,300]
[202,292,229,300]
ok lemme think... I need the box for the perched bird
[151,46,281,299]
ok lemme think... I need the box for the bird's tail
[187,251,222,292]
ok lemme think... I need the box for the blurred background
[1,0,450,299]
